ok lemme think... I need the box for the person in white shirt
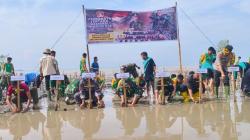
[39,49,58,99]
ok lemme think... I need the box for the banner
[85,7,177,44]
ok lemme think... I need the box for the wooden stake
[17,81,21,111]
[160,77,165,105]
[231,73,236,102]
[55,80,59,111]
[87,78,93,109]
[123,79,127,107]
[199,74,203,103]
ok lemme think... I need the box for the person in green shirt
[3,57,15,75]
[80,53,88,74]
[199,47,216,96]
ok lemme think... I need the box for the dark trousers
[214,70,230,87]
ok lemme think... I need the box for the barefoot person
[74,78,98,108]
[187,72,205,103]
[141,52,156,98]
[199,47,216,96]
[6,81,32,113]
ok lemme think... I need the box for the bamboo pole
[87,44,91,72]
[175,2,183,73]
[82,5,91,72]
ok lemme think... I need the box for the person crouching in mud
[187,72,205,103]
[154,77,174,104]
[173,74,189,103]
[117,78,142,107]
[115,64,145,107]
[239,62,250,96]
[241,68,250,97]
[6,81,32,113]
[95,73,105,108]
[74,78,104,108]
[111,73,120,97]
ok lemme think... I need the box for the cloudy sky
[0,0,249,72]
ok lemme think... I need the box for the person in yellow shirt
[80,53,88,74]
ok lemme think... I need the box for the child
[80,53,88,74]
[3,57,15,75]
[91,57,99,73]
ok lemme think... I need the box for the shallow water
[0,90,250,140]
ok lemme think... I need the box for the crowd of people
[111,45,250,106]
[0,44,250,113]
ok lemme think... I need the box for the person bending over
[6,81,32,113]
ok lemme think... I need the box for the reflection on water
[1,92,250,140]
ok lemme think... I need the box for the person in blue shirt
[141,52,156,98]
[91,57,99,73]
[24,72,41,109]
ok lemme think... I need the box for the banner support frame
[82,5,91,71]
[176,2,183,73]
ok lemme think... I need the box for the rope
[178,6,216,47]
[32,11,82,72]
[50,11,82,50]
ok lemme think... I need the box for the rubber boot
[224,86,230,99]
[214,87,219,99]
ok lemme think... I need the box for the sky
[0,0,250,72]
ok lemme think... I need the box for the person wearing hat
[214,45,235,98]
[39,49,58,100]
[199,47,216,97]
[3,57,15,75]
